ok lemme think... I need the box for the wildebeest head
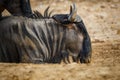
[52,3,92,63]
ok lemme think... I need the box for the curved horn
[68,3,77,22]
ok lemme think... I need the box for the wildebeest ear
[68,3,77,22]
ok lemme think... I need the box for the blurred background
[2,0,120,42]
[1,0,120,80]
[32,0,120,43]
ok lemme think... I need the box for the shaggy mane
[32,6,54,19]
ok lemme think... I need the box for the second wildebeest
[0,4,91,64]
[0,0,33,17]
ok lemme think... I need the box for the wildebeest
[0,4,91,63]
[0,0,33,17]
